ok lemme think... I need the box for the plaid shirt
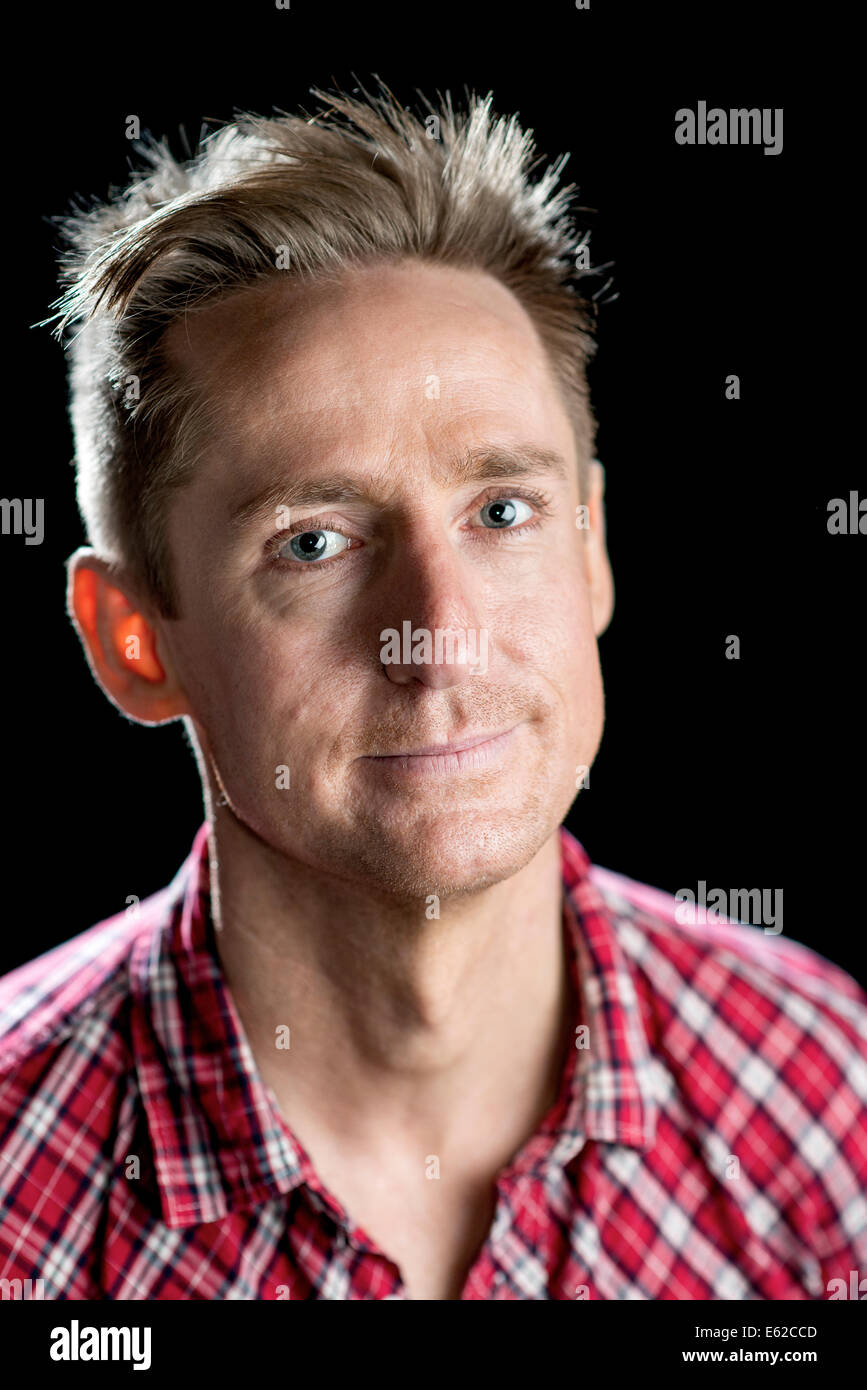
[1,822,865,1300]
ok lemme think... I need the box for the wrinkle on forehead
[160,258,577,488]
[163,258,554,396]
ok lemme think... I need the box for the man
[1,82,865,1302]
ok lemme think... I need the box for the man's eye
[478,497,535,529]
[278,529,351,563]
[271,495,540,569]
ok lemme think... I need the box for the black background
[3,2,862,984]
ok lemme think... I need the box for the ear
[582,459,615,636]
[66,547,191,725]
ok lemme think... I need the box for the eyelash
[264,487,553,571]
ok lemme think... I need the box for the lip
[375,729,512,758]
[361,724,520,776]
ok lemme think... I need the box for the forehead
[163,259,575,472]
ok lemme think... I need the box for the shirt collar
[131,822,658,1229]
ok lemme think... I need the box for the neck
[208,809,574,1173]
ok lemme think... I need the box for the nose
[379,519,488,689]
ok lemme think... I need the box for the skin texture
[68,258,614,1298]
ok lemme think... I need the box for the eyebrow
[226,443,572,533]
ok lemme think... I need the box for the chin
[339,802,558,902]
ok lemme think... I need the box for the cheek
[493,544,595,668]
[172,618,274,748]
[184,619,355,762]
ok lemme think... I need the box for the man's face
[157,259,612,898]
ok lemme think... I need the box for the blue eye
[479,497,534,529]
[279,529,351,563]
[270,492,544,573]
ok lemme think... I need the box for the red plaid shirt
[1,823,865,1300]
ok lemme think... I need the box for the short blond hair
[44,79,605,618]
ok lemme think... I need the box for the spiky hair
[44,78,606,618]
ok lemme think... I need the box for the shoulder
[584,857,867,1268]
[561,830,867,1083]
[0,889,174,1074]
[588,862,867,1103]
[0,886,178,1289]
[589,861,867,1078]
[0,882,180,1146]
[589,861,867,1042]
[587,860,867,1255]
